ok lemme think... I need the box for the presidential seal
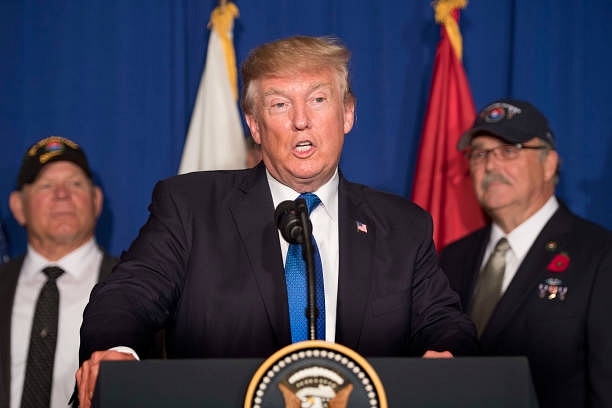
[244,340,387,408]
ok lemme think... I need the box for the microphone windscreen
[274,200,303,244]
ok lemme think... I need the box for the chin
[483,200,513,213]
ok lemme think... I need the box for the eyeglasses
[466,143,549,165]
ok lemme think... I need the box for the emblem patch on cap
[244,340,387,408]
[27,136,81,164]
[480,102,522,123]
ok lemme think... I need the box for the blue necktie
[285,192,325,342]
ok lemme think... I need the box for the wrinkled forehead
[34,160,91,180]
[260,73,338,94]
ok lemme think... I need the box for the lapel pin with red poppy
[547,252,570,272]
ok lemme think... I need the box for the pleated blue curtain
[1,0,610,257]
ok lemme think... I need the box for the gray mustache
[481,174,511,189]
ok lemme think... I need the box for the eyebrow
[470,140,508,148]
[262,81,333,98]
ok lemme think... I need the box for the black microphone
[275,199,305,244]
[274,197,319,340]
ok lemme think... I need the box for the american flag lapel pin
[355,221,368,234]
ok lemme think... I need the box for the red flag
[411,1,486,251]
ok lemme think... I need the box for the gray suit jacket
[0,251,117,408]
[440,202,612,408]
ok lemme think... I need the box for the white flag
[179,2,246,173]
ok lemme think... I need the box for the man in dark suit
[0,136,117,408]
[439,99,612,408]
[76,35,478,407]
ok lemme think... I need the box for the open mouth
[295,141,313,153]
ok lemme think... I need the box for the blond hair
[240,35,354,114]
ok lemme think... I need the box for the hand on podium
[76,349,137,408]
[423,350,453,358]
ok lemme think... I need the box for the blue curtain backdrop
[1,0,611,257]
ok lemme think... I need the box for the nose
[53,183,70,198]
[483,149,502,171]
[291,102,311,130]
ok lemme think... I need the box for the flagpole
[178,1,246,173]
[410,0,486,250]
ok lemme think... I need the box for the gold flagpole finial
[433,0,468,60]
[208,1,240,100]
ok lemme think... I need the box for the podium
[94,356,539,407]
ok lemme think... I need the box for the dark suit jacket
[0,251,117,408]
[439,202,612,408]
[80,164,478,363]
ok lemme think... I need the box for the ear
[343,99,355,134]
[543,149,559,182]
[245,114,261,144]
[93,186,104,219]
[9,191,27,226]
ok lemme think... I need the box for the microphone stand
[295,198,319,341]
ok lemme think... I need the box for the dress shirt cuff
[110,346,140,360]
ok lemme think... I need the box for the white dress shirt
[267,169,340,342]
[484,196,559,292]
[11,238,103,408]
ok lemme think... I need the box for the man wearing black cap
[0,136,117,408]
[439,99,612,408]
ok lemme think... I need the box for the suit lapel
[0,257,24,407]
[334,178,376,350]
[97,252,118,282]
[460,228,490,304]
[482,206,573,342]
[228,165,292,346]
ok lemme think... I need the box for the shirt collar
[266,168,339,223]
[491,196,559,260]
[24,237,99,279]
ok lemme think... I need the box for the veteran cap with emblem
[457,98,556,150]
[17,136,93,189]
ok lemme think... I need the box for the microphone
[274,197,318,341]
[275,199,311,244]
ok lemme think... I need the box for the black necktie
[470,238,510,336]
[20,266,65,408]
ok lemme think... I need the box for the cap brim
[457,123,531,151]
